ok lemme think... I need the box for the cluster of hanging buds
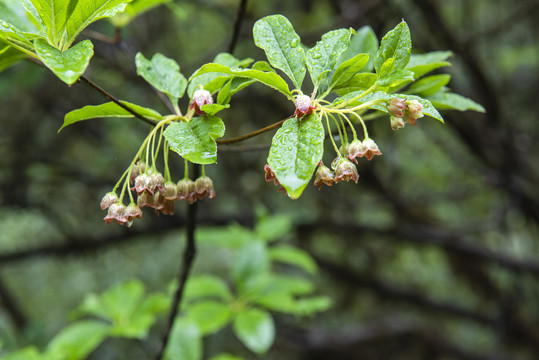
[100,89,217,227]
[387,98,424,130]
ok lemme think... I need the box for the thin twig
[228,0,249,54]
[78,76,157,127]
[154,165,200,360]
[217,116,291,145]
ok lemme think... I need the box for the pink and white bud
[294,94,316,118]
[361,138,382,161]
[390,115,406,130]
[100,192,118,210]
[190,89,214,115]
[404,99,424,125]
[334,159,359,183]
[313,162,334,190]
[387,98,407,117]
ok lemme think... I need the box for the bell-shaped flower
[103,203,128,225]
[387,98,407,117]
[390,115,405,131]
[346,139,367,164]
[313,162,334,190]
[404,99,424,125]
[100,192,118,210]
[334,158,359,183]
[177,178,197,204]
[195,176,216,200]
[361,138,382,161]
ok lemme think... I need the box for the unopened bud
[404,99,424,125]
[100,192,118,210]
[390,115,405,130]
[294,94,316,118]
[190,89,213,115]
[387,98,407,117]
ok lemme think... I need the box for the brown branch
[216,116,291,145]
[228,0,249,54]
[154,165,200,360]
[78,76,157,127]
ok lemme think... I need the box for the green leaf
[196,223,253,248]
[190,63,292,98]
[209,354,245,360]
[407,74,451,96]
[262,274,314,296]
[0,45,27,72]
[201,103,230,115]
[253,14,305,89]
[34,38,93,85]
[164,115,225,165]
[27,0,78,47]
[333,73,377,94]
[269,245,318,274]
[233,308,275,355]
[337,25,378,71]
[111,0,171,27]
[163,318,202,360]
[406,51,452,78]
[427,91,485,112]
[255,214,292,242]
[63,0,131,48]
[306,28,352,90]
[60,101,163,132]
[331,53,369,89]
[267,113,325,199]
[184,275,233,302]
[253,292,297,313]
[0,347,43,360]
[188,301,232,335]
[45,320,110,360]
[0,19,35,52]
[376,69,414,87]
[135,52,187,104]
[293,296,332,315]
[377,57,395,78]
[374,21,411,73]
[102,280,145,323]
[232,241,269,294]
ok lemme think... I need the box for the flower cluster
[387,98,424,130]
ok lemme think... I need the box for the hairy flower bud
[103,203,128,225]
[361,138,382,161]
[190,89,213,115]
[387,98,407,117]
[195,176,216,200]
[334,159,359,183]
[346,139,367,164]
[177,178,197,204]
[390,115,405,131]
[132,174,150,195]
[314,162,334,190]
[294,94,316,118]
[404,99,424,125]
[137,190,153,208]
[100,192,118,210]
[125,203,143,226]
[130,161,146,184]
[163,181,178,200]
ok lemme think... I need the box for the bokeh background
[1,0,538,359]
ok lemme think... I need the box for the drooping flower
[334,158,359,183]
[132,173,150,195]
[346,139,367,164]
[404,99,424,125]
[177,178,197,204]
[100,192,118,210]
[387,98,407,117]
[264,164,279,186]
[294,94,316,118]
[103,203,128,225]
[361,138,382,161]
[137,190,154,208]
[124,203,143,227]
[190,89,214,115]
[195,176,216,200]
[163,181,178,200]
[313,162,334,190]
[130,161,146,184]
[390,115,406,131]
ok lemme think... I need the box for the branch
[154,165,200,360]
[228,0,249,54]
[78,76,158,127]
[216,116,290,145]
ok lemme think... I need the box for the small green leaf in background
[164,115,225,165]
[306,28,352,90]
[427,91,485,112]
[209,354,245,360]
[406,51,452,78]
[267,113,325,199]
[196,223,253,248]
[101,280,144,323]
[0,346,42,360]
[111,0,171,27]
[45,320,110,360]
[337,25,378,72]
[232,241,269,294]
[376,69,414,88]
[233,308,275,355]
[34,38,93,85]
[184,275,233,302]
[294,296,332,315]
[163,318,202,360]
[374,20,411,73]
[0,45,27,72]
[269,244,318,274]
[333,72,377,94]
[0,0,38,32]
[407,74,451,96]
[255,214,292,242]
[60,101,163,132]
[253,14,306,89]
[188,301,232,335]
[135,52,187,105]
[330,53,369,90]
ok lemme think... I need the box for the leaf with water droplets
[306,28,352,92]
[34,38,93,85]
[330,53,369,90]
[374,20,411,73]
[336,25,378,72]
[164,115,225,165]
[253,15,305,89]
[267,113,325,199]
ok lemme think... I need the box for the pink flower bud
[100,192,118,210]
[361,138,382,161]
[313,162,334,190]
[346,139,367,164]
[190,89,213,115]
[130,161,146,184]
[195,176,215,200]
[334,159,359,183]
[294,94,316,118]
[132,174,150,195]
[404,99,424,125]
[177,178,197,204]
[387,98,407,117]
[103,203,128,225]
